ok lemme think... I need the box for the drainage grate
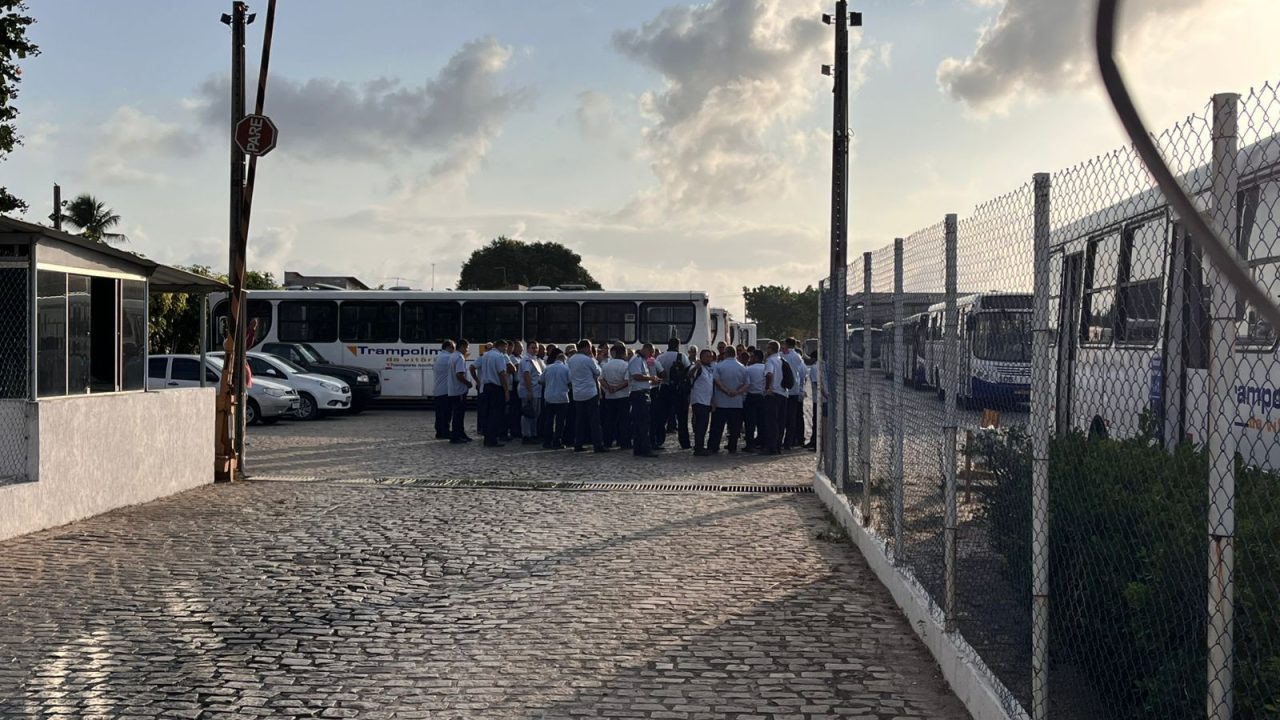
[249,475,813,494]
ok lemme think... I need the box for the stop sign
[235,114,278,157]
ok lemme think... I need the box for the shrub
[975,429,1280,719]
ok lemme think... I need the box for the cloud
[612,0,867,213]
[194,37,530,188]
[937,0,1211,113]
[86,106,201,186]
[574,90,621,140]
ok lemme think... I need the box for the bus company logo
[346,345,442,358]
[1236,384,1280,410]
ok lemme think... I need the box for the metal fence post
[892,237,905,562]
[1206,91,1240,720]
[840,263,851,493]
[942,214,959,632]
[861,252,873,523]
[1030,172,1053,720]
[27,240,37,402]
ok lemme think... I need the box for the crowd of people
[431,337,820,458]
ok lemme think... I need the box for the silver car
[146,354,299,425]
[222,351,352,421]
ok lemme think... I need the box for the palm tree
[60,193,127,244]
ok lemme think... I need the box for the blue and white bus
[209,288,712,399]
[918,293,1033,409]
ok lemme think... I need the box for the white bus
[1049,137,1280,468]
[912,294,1033,409]
[709,306,731,348]
[729,321,758,348]
[881,312,930,387]
[209,288,712,399]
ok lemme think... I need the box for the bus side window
[1083,232,1121,345]
[1236,181,1280,349]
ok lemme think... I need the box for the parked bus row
[209,289,714,400]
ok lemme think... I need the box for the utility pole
[217,1,251,482]
[823,1,861,492]
[52,183,61,231]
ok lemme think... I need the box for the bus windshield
[971,311,1031,362]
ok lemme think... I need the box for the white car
[215,351,351,421]
[147,354,299,425]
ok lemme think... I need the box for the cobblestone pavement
[0,412,968,719]
[244,407,818,486]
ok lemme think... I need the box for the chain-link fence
[817,82,1280,719]
[0,256,32,483]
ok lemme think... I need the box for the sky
[4,0,1277,319]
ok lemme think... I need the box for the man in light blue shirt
[447,340,473,444]
[518,341,545,444]
[433,340,455,440]
[567,339,606,452]
[627,343,662,457]
[689,348,717,456]
[479,339,511,447]
[709,350,749,454]
[539,347,570,449]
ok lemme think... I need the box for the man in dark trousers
[432,339,456,439]
[709,347,748,454]
[761,340,785,454]
[448,340,473,444]
[627,343,662,457]
[478,339,510,447]
[567,339,606,453]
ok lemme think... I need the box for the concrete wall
[0,388,215,541]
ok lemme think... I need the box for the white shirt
[764,354,784,395]
[566,352,601,400]
[689,362,716,407]
[447,352,471,397]
[432,350,454,397]
[517,355,544,400]
[780,348,806,397]
[745,363,767,395]
[712,358,748,409]
[656,350,688,384]
[601,358,631,400]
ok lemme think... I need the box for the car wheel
[246,399,261,426]
[296,392,319,421]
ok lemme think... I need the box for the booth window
[36,270,67,397]
[0,265,27,398]
[121,280,146,391]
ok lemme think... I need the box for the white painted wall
[0,388,214,541]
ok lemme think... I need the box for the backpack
[668,353,691,390]
[780,358,796,390]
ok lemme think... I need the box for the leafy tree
[60,193,127,243]
[743,284,819,340]
[244,270,279,290]
[149,265,279,353]
[1,2,38,215]
[458,236,602,290]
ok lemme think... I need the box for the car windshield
[272,356,307,374]
[971,311,1032,362]
[298,343,328,364]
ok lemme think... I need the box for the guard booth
[0,217,226,541]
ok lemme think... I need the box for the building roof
[0,215,228,293]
